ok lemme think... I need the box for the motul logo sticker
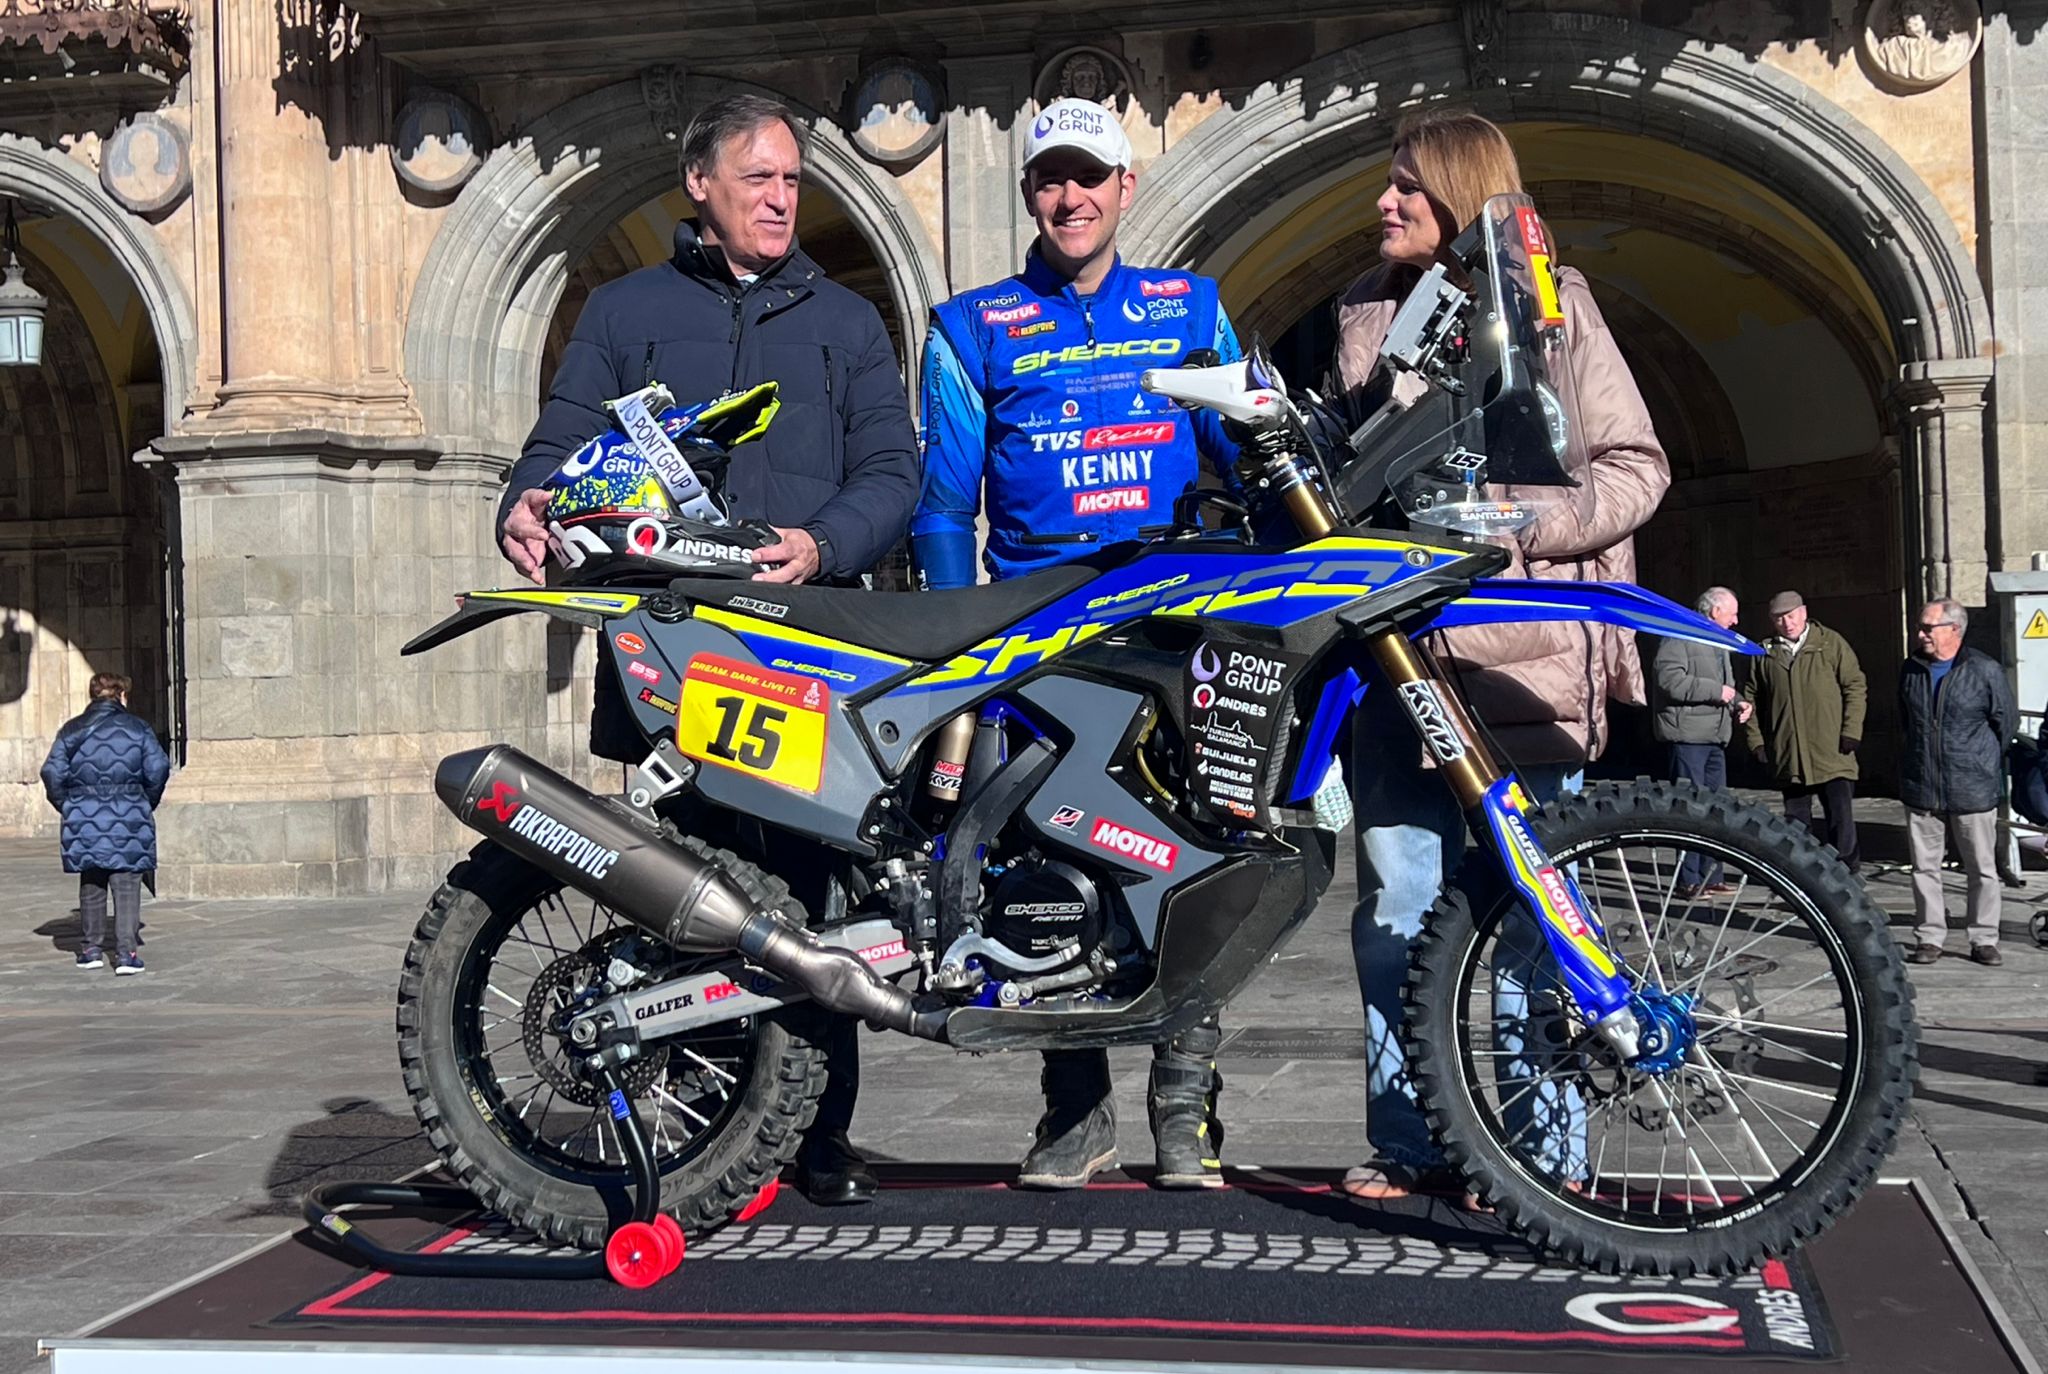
[1083,421,1174,448]
[1089,818,1177,872]
[983,302,1041,324]
[858,939,908,963]
[1073,487,1149,515]
[1140,278,1191,297]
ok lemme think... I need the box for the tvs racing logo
[1089,818,1178,872]
[1083,422,1174,448]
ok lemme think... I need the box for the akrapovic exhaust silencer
[434,745,944,1040]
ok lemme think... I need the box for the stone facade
[0,0,2037,894]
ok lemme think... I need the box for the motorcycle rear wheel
[1406,780,1917,1276]
[397,842,830,1249]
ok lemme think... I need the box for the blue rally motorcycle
[398,196,1915,1278]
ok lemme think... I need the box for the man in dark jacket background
[1652,586,1752,896]
[495,94,919,1207]
[42,673,170,976]
[1900,598,2017,967]
[1742,590,1868,870]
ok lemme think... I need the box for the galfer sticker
[1089,817,1177,872]
[676,654,829,794]
[1397,680,1467,763]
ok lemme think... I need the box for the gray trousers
[80,869,142,958]
[1907,808,2002,949]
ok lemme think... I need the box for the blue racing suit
[913,248,1242,588]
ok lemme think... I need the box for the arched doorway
[1121,20,1987,785]
[0,143,193,838]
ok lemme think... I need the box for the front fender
[1426,579,1760,655]
[400,588,647,656]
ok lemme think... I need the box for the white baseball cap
[1022,98,1133,171]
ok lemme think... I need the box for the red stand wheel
[651,1214,686,1274]
[735,1176,781,1222]
[605,1221,669,1288]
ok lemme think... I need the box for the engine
[983,853,1104,977]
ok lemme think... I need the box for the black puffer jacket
[503,222,918,581]
[1897,648,2017,814]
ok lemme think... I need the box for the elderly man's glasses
[1915,620,1956,634]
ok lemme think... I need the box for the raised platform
[44,1169,2039,1374]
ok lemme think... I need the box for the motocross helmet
[544,381,783,581]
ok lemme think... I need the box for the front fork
[1363,630,1643,1062]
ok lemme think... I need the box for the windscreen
[1388,194,1592,537]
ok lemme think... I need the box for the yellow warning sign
[2027,608,2048,640]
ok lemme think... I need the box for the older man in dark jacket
[1653,586,1753,896]
[1900,598,2017,967]
[498,97,917,589]
[496,94,918,1208]
[1742,591,1868,870]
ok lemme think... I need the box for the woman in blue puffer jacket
[41,673,170,975]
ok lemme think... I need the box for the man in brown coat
[1741,591,1868,871]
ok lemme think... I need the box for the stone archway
[406,75,946,460]
[1121,17,1992,602]
[0,136,199,423]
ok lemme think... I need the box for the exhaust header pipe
[434,746,945,1041]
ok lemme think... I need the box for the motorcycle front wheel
[1406,780,1917,1276]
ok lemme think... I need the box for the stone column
[199,0,414,433]
[1981,1,2048,572]
[1894,359,1994,605]
[940,56,1034,291]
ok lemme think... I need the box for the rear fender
[401,588,646,656]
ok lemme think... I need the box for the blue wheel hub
[1627,987,1698,1075]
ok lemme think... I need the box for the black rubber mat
[280,1165,1839,1361]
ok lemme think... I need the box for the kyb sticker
[1398,680,1467,763]
[1089,818,1178,873]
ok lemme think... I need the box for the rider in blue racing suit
[912,98,1242,1190]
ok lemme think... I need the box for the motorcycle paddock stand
[301,1067,685,1288]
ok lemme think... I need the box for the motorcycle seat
[666,558,1113,664]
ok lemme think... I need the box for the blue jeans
[1349,686,1587,1178]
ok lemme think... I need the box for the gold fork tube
[1362,629,1504,810]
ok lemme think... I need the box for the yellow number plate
[677,654,829,794]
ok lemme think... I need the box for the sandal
[1341,1160,1483,1210]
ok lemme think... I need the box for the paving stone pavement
[2,797,2045,1372]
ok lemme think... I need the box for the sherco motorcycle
[399,195,1915,1278]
